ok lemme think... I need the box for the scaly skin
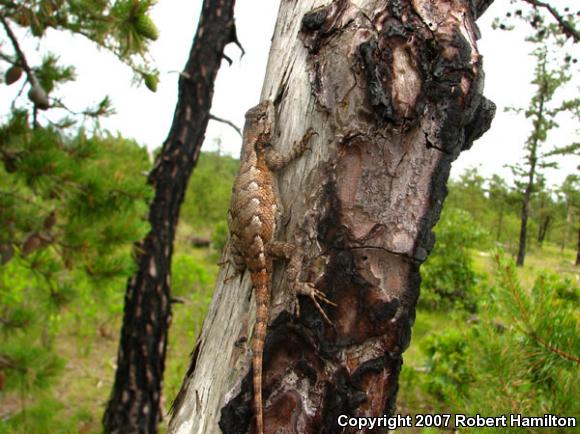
[229,101,276,434]
[227,100,332,434]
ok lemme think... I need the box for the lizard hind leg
[293,281,336,325]
[267,241,335,325]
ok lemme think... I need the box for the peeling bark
[103,1,239,433]
[168,1,494,433]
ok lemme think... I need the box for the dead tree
[103,1,241,432]
[169,0,495,433]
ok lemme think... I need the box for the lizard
[226,100,334,434]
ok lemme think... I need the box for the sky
[1,0,578,188]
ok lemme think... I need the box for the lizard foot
[293,282,336,325]
[223,270,242,283]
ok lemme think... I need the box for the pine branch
[0,50,17,65]
[526,331,580,364]
[497,255,580,365]
[0,16,35,85]
[542,142,580,158]
[521,0,580,42]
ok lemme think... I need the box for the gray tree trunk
[168,1,495,433]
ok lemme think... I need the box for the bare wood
[169,0,495,433]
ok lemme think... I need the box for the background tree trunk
[103,1,239,432]
[575,225,580,265]
[168,1,495,433]
[537,215,551,245]
[516,153,537,266]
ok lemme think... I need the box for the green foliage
[419,208,488,312]
[1,111,152,279]
[421,328,473,403]
[1,0,159,90]
[445,167,488,218]
[1,397,96,434]
[415,254,579,428]
[1,339,65,393]
[34,54,76,95]
[446,166,578,258]
[491,254,579,374]
[181,150,239,230]
[211,220,228,253]
[0,110,151,408]
[171,253,211,298]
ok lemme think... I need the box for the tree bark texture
[103,1,239,432]
[169,1,495,433]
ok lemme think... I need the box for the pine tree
[508,42,579,266]
[558,175,580,264]
[0,0,157,412]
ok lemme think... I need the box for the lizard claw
[293,282,335,325]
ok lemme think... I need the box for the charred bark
[169,1,495,433]
[103,1,240,433]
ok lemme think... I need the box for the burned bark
[103,1,240,433]
[169,1,494,433]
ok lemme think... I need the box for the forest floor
[1,238,577,433]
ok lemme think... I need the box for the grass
[472,244,578,288]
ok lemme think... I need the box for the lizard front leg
[265,128,317,171]
[268,241,335,324]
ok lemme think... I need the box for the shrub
[420,208,489,312]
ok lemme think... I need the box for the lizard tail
[252,269,270,434]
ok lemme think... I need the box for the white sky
[1,0,578,189]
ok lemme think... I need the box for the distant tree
[530,176,557,246]
[557,175,580,264]
[486,174,517,242]
[181,148,239,232]
[446,167,488,221]
[508,42,579,266]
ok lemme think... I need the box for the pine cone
[135,15,159,41]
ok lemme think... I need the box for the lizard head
[244,100,274,151]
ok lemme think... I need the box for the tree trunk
[576,225,580,265]
[103,1,239,432]
[168,1,494,433]
[537,215,550,245]
[516,157,536,266]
